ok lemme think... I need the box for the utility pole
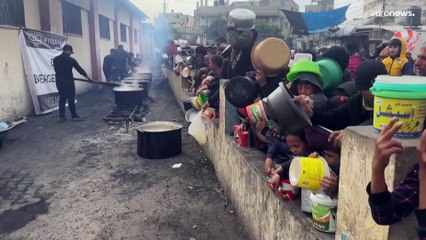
[163,0,166,14]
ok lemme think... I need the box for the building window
[99,15,110,39]
[62,1,82,35]
[120,23,127,42]
[0,0,25,27]
[134,29,138,44]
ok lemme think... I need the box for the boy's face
[286,135,308,156]
[297,81,315,96]
[388,45,400,57]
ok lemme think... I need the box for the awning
[282,5,349,35]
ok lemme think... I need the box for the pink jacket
[348,55,363,78]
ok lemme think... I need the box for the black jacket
[312,93,372,130]
[53,53,87,84]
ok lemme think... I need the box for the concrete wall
[165,68,333,240]
[67,9,92,93]
[336,127,419,240]
[117,7,131,50]
[132,15,141,56]
[0,0,41,121]
[98,0,116,81]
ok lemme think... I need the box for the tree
[206,19,227,42]
[255,19,284,40]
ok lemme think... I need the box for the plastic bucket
[370,75,426,138]
[192,93,208,111]
[202,107,216,120]
[301,189,313,213]
[289,157,330,192]
[316,58,342,90]
[310,192,338,233]
[246,100,267,124]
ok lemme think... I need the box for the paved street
[0,70,248,240]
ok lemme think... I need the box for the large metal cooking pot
[251,37,290,77]
[121,79,150,98]
[228,8,256,30]
[137,121,182,159]
[263,82,312,134]
[113,85,144,106]
[224,76,258,108]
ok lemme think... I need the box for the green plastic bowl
[286,60,322,82]
[316,58,342,90]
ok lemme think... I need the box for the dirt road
[0,70,248,239]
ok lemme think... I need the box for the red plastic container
[238,131,249,147]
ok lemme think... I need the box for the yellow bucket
[289,157,330,192]
[370,75,426,138]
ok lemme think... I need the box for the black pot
[263,82,312,134]
[182,97,195,111]
[224,76,258,108]
[121,80,150,98]
[113,86,144,106]
[137,121,182,159]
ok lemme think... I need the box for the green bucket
[316,58,342,90]
[370,75,426,138]
[286,60,322,83]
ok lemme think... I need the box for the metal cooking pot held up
[224,76,258,108]
[263,82,312,134]
[228,8,256,30]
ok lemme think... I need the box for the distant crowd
[102,44,142,81]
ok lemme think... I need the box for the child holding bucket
[269,131,311,191]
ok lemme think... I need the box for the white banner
[19,28,68,115]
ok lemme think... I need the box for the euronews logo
[370,10,414,17]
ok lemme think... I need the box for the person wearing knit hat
[287,60,328,110]
[294,60,388,130]
[382,37,412,76]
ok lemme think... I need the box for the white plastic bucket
[301,189,313,213]
[310,192,338,233]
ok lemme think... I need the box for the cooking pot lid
[251,37,290,77]
[224,76,258,108]
[137,121,182,132]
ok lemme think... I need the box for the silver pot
[228,8,256,30]
[263,82,312,134]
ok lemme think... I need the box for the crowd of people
[102,44,141,81]
[167,12,426,237]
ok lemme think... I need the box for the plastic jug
[188,111,207,144]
